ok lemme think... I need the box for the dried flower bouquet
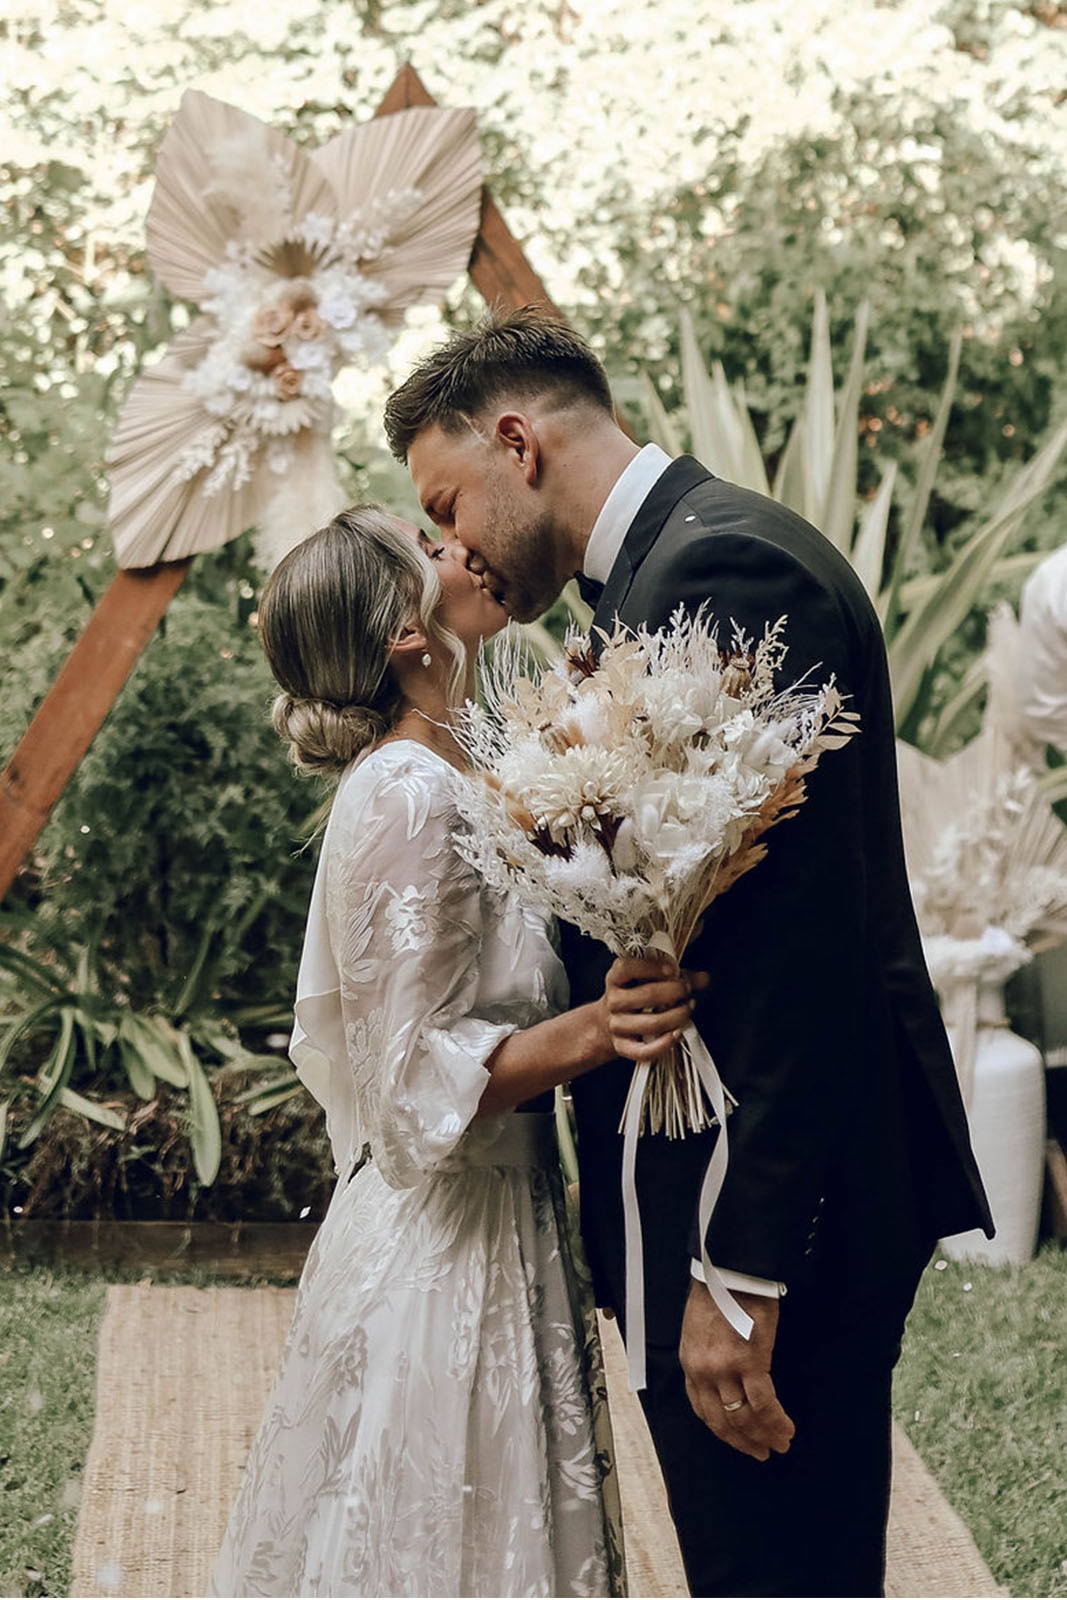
[454,607,858,1384]
[456,607,858,1132]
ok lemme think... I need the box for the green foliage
[1,1074,334,1222]
[0,1268,103,1600]
[632,302,1067,750]
[0,536,330,1179]
[597,92,1067,549]
[0,326,110,586]
[895,1244,1067,1599]
[3,574,319,1009]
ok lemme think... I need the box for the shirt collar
[581,442,674,585]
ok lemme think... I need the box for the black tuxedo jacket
[561,457,993,1340]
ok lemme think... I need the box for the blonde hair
[259,506,465,777]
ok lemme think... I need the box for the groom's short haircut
[383,305,614,461]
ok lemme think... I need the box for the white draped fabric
[1018,542,1067,752]
[208,742,625,1598]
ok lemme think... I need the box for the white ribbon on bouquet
[618,939,753,1391]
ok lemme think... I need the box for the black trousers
[633,1233,934,1599]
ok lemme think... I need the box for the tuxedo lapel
[592,455,714,641]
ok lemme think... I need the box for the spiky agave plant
[0,903,291,1185]
[633,296,1067,754]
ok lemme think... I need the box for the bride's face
[401,520,508,649]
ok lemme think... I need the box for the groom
[385,308,992,1597]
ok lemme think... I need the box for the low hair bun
[271,693,389,776]
[258,506,463,787]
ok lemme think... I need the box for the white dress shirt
[583,444,785,1301]
[1018,543,1067,751]
[583,442,674,584]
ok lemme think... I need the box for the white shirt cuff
[690,1258,786,1297]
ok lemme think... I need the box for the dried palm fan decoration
[108,90,482,571]
[897,604,1067,1103]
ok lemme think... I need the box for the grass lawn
[894,1241,1067,1599]
[0,1248,1062,1598]
[0,1269,104,1600]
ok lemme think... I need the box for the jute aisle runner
[71,1285,1004,1599]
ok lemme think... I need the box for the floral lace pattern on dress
[208,744,626,1598]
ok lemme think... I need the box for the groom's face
[407,422,570,624]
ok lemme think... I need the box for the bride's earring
[421,652,432,668]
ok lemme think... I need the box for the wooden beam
[471,188,565,315]
[0,560,190,899]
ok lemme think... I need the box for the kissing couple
[209,308,991,1599]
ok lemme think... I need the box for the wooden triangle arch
[0,64,571,900]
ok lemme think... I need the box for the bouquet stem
[618,928,738,1140]
[621,1032,736,1138]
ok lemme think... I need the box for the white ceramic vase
[942,983,1046,1265]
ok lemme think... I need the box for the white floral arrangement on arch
[453,607,859,1388]
[108,90,482,571]
[175,198,421,497]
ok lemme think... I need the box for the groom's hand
[679,1282,795,1461]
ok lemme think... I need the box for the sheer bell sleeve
[325,759,519,1190]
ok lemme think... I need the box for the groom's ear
[494,412,541,485]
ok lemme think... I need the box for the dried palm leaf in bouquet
[453,607,859,1386]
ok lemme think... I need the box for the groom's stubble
[406,410,603,623]
[480,467,570,623]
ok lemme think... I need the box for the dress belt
[437,1111,558,1171]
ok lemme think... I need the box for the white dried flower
[923,926,1032,989]
[287,339,333,372]
[542,841,614,898]
[297,211,337,251]
[318,285,359,329]
[518,747,634,841]
[452,608,858,1139]
[168,192,418,493]
[638,678,712,746]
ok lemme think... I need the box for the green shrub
[1,1076,334,1223]
[0,519,336,1181]
[3,569,319,1006]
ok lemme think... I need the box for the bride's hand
[600,957,710,1063]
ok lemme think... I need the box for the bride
[208,506,701,1599]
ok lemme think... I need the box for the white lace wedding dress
[208,741,625,1599]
